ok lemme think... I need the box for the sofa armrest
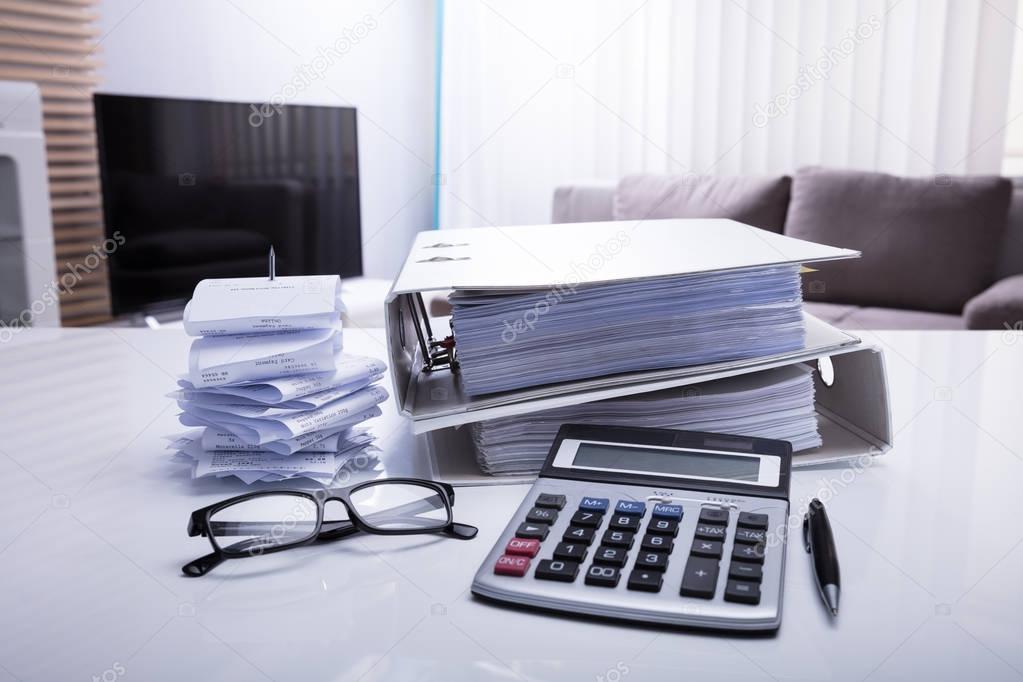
[552,182,616,223]
[963,275,1023,329]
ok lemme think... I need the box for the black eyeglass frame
[183,478,477,577]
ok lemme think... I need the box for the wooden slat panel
[59,297,112,319]
[46,135,96,150]
[43,100,93,115]
[38,82,92,100]
[3,1,109,325]
[51,266,108,288]
[0,47,100,69]
[44,116,94,131]
[49,163,99,178]
[56,241,107,259]
[50,195,101,211]
[51,208,103,225]
[0,0,96,22]
[48,149,97,163]
[0,31,94,54]
[50,178,101,194]
[53,223,105,242]
[0,14,99,38]
[0,64,99,85]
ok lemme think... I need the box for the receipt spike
[268,246,276,281]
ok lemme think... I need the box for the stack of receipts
[450,265,806,396]
[470,364,820,476]
[168,275,389,484]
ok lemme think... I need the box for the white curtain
[437,0,1020,229]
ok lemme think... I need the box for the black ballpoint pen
[803,498,841,616]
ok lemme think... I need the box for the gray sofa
[553,168,1023,330]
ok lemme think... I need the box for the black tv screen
[94,93,362,315]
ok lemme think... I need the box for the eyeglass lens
[208,493,319,554]
[349,482,450,531]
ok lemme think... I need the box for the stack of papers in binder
[386,219,893,480]
[470,365,821,476]
[451,265,805,395]
[169,275,388,484]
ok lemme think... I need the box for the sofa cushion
[995,178,1023,280]
[963,274,1023,330]
[613,174,791,232]
[786,167,1012,314]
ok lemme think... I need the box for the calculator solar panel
[471,425,791,631]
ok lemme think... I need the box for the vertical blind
[0,0,109,325]
[438,0,1020,230]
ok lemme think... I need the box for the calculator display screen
[572,443,760,482]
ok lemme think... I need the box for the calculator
[471,424,792,631]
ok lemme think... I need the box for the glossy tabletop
[1,326,1022,681]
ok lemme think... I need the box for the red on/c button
[494,554,531,577]
[505,538,541,557]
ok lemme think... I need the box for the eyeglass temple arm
[182,551,225,577]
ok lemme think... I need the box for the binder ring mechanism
[406,292,457,373]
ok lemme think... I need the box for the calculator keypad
[494,494,770,609]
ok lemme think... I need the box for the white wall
[97,0,436,280]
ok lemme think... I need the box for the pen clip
[802,512,812,553]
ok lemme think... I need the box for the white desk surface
[1,327,1022,682]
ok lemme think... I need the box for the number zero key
[535,559,580,582]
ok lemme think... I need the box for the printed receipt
[183,275,345,337]
[179,385,389,445]
[187,327,343,388]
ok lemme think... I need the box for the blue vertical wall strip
[432,0,445,229]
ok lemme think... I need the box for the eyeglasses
[182,478,478,576]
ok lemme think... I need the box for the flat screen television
[94,93,362,315]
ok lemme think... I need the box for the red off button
[494,554,531,577]
[505,538,541,557]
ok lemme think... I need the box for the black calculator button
[635,551,669,572]
[571,510,603,528]
[680,556,720,599]
[535,493,566,510]
[728,562,763,582]
[553,542,588,563]
[690,539,723,558]
[593,546,629,567]
[734,528,767,544]
[525,507,558,525]
[694,524,727,540]
[601,530,635,549]
[535,559,579,582]
[585,565,621,587]
[698,508,730,526]
[647,518,678,537]
[724,580,761,604]
[515,522,549,541]
[737,512,769,530]
[732,542,766,564]
[627,569,663,593]
[563,526,596,544]
[609,515,641,532]
[640,534,673,553]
